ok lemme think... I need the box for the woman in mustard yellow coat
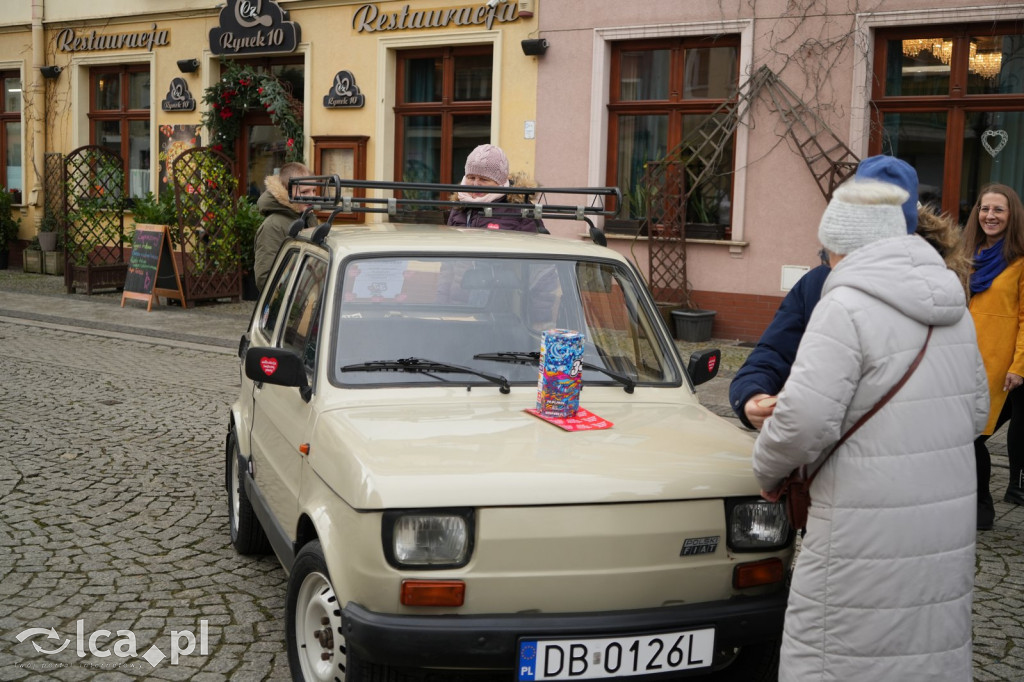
[961,183,1024,529]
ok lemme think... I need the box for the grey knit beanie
[818,179,909,255]
[464,144,509,184]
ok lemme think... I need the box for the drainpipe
[30,0,45,209]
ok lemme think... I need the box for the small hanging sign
[323,71,365,108]
[161,78,196,112]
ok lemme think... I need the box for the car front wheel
[286,540,360,682]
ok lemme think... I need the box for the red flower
[212,144,223,152]
[287,138,294,147]
[219,109,233,119]
[257,87,263,94]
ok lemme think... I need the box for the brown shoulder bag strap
[804,325,934,486]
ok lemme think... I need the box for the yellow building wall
[22,0,540,241]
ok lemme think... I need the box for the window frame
[88,64,150,198]
[869,22,1024,219]
[393,45,493,185]
[605,35,741,236]
[0,70,21,197]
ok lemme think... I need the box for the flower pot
[38,231,58,252]
[672,308,716,342]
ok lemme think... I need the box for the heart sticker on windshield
[260,357,278,376]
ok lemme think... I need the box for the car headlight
[726,498,792,551]
[382,509,474,569]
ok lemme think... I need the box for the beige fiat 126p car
[227,179,795,682]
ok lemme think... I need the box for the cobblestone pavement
[0,270,1023,680]
[0,309,290,678]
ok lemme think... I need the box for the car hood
[307,397,759,509]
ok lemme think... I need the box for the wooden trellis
[44,152,64,218]
[171,147,242,304]
[63,146,127,294]
[644,65,859,308]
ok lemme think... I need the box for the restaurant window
[232,58,305,203]
[871,23,1024,222]
[88,65,150,199]
[394,46,492,186]
[606,37,739,233]
[0,71,21,199]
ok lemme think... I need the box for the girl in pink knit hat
[447,144,546,233]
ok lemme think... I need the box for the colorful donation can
[536,329,584,418]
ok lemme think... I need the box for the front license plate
[516,627,715,680]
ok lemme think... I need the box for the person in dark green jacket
[254,162,317,291]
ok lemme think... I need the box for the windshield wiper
[474,351,636,394]
[340,357,510,394]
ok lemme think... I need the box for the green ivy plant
[200,60,303,162]
[0,187,20,252]
[130,191,177,227]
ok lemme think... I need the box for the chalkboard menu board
[121,224,186,310]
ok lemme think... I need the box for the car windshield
[330,255,678,388]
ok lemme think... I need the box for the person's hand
[1004,372,1024,392]
[744,393,778,429]
[761,487,782,502]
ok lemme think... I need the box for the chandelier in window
[970,50,1003,80]
[901,37,1002,80]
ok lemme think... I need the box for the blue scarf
[971,238,1008,294]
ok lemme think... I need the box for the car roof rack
[287,176,621,246]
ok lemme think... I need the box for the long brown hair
[958,183,1024,265]
[917,204,970,297]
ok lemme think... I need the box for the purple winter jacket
[446,196,545,233]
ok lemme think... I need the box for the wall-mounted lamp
[40,65,62,79]
[177,58,200,74]
[521,38,549,57]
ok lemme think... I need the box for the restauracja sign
[56,24,169,53]
[353,2,522,33]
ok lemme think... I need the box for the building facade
[4,0,1024,339]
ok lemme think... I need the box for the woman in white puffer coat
[753,179,989,682]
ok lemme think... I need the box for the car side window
[281,255,328,376]
[258,249,299,342]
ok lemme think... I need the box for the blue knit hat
[854,155,919,233]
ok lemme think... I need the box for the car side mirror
[686,349,720,387]
[245,347,312,401]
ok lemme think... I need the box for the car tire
[227,430,271,555]
[287,540,383,682]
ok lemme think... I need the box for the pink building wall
[532,0,1017,338]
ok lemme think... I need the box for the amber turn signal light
[733,558,784,589]
[400,579,465,607]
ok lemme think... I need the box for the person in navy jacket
[729,155,920,429]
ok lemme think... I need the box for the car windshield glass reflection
[331,257,676,388]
